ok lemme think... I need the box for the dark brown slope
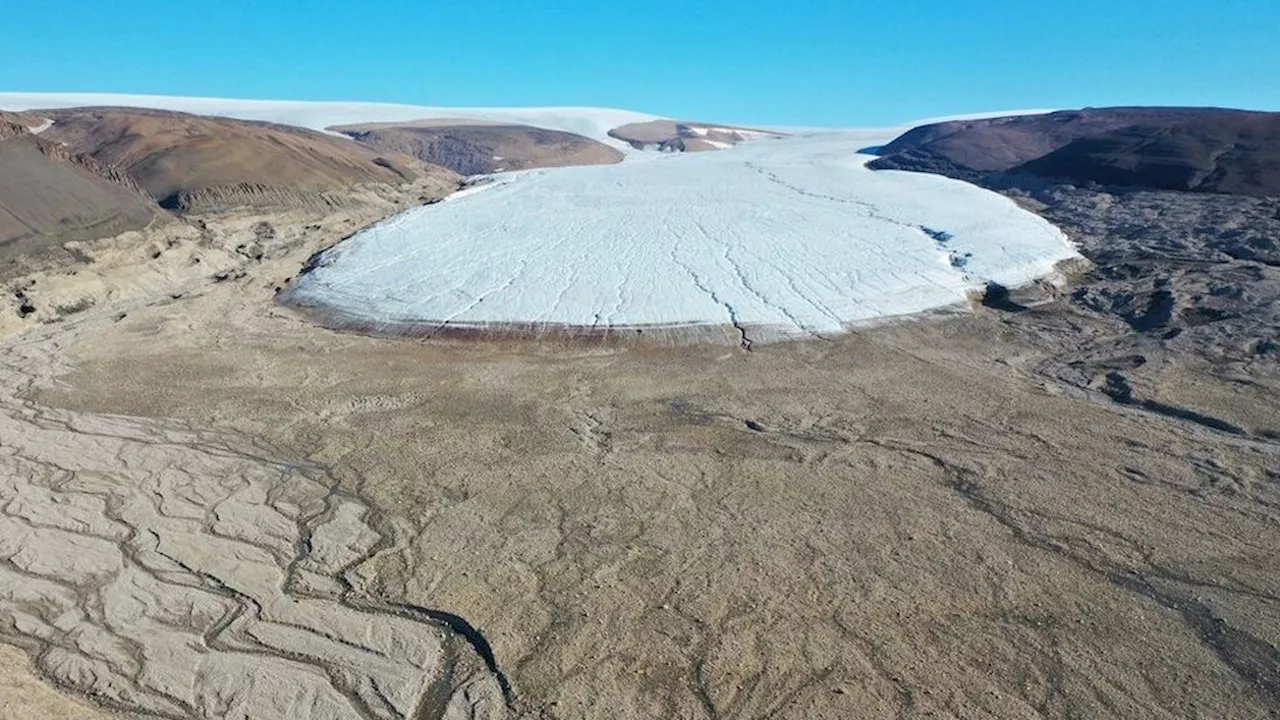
[870,108,1219,176]
[870,107,1280,197]
[334,121,623,176]
[0,113,164,272]
[39,107,457,211]
[1017,114,1280,196]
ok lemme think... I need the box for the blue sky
[2,0,1276,126]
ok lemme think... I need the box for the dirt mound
[335,121,623,176]
[871,107,1280,197]
[39,107,458,211]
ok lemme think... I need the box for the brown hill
[869,107,1280,197]
[39,107,457,212]
[334,121,623,176]
[0,113,164,273]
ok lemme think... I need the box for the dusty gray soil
[0,190,509,720]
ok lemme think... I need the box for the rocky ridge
[335,122,624,176]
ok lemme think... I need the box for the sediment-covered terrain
[0,98,1277,720]
[0,325,507,719]
[14,208,1280,719]
[1,200,511,720]
[608,120,780,152]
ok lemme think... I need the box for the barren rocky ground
[0,99,1278,718]
[0,169,1276,720]
[0,106,461,287]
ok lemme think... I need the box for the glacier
[284,131,1078,343]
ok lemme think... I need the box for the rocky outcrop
[31,138,151,196]
[0,117,32,140]
[336,122,623,176]
[157,183,357,213]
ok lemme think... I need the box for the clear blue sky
[2,0,1276,126]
